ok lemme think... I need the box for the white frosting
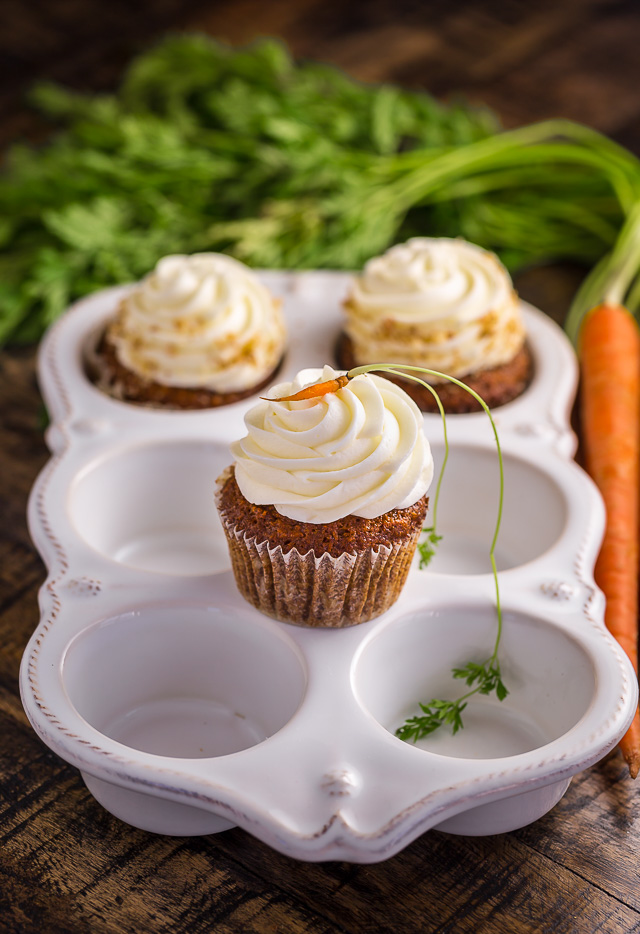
[231,365,434,524]
[107,253,286,392]
[344,237,525,381]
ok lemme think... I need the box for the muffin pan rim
[20,270,639,861]
[22,593,633,859]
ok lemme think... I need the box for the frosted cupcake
[337,237,532,413]
[216,365,433,628]
[90,253,286,408]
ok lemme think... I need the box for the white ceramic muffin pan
[21,271,638,863]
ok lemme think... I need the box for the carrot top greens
[3,34,640,345]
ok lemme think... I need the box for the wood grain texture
[1,2,640,932]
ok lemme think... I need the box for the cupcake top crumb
[344,237,525,381]
[217,469,428,556]
[229,365,433,524]
[106,253,286,393]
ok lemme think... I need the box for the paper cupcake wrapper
[216,486,420,628]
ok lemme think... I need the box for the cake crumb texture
[336,332,534,413]
[88,332,283,409]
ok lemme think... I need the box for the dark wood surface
[2,2,640,932]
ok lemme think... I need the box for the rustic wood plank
[206,810,640,934]
[2,752,640,934]
[473,5,640,133]
[0,348,48,549]
[0,762,347,934]
[514,753,640,911]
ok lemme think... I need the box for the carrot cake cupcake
[336,237,533,413]
[89,253,286,409]
[216,365,434,628]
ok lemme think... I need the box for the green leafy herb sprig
[347,363,507,742]
[417,527,442,569]
[4,34,640,345]
[396,657,509,743]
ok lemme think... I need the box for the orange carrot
[264,374,351,403]
[579,302,640,778]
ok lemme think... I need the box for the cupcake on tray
[336,237,533,414]
[216,365,434,628]
[89,253,286,409]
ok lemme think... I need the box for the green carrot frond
[346,363,508,741]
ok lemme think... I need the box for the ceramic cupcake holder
[20,270,638,863]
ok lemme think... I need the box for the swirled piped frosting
[344,237,525,381]
[107,253,286,392]
[231,365,434,524]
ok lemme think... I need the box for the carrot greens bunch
[4,34,640,345]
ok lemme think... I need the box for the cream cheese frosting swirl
[231,365,433,524]
[344,237,525,382]
[107,253,286,393]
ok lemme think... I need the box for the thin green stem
[564,251,613,343]
[624,271,640,313]
[388,140,640,216]
[350,365,449,535]
[349,362,504,558]
[603,201,640,305]
[490,553,503,660]
[348,362,506,742]
[565,199,640,342]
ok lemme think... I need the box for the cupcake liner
[216,477,421,628]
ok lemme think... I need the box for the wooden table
[2,3,640,931]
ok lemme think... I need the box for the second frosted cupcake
[90,252,286,409]
[337,237,533,413]
[216,365,433,627]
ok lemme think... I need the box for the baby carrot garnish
[264,374,351,403]
[579,301,640,778]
